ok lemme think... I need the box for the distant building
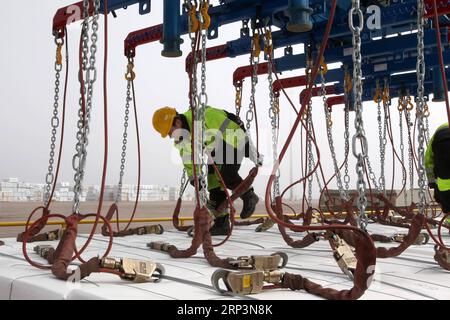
[0,178,183,202]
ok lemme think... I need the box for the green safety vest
[174,106,245,190]
[425,123,450,192]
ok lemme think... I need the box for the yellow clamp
[200,0,211,30]
[382,86,390,104]
[125,61,136,81]
[253,33,261,58]
[189,5,200,33]
[264,29,273,56]
[320,56,328,75]
[423,102,430,118]
[344,72,353,94]
[405,96,414,111]
[56,43,63,66]
[373,86,382,104]
[326,115,333,128]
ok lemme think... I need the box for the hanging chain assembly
[265,26,280,199]
[321,59,348,201]
[349,0,369,230]
[416,0,428,217]
[72,0,101,214]
[43,37,65,206]
[115,58,135,203]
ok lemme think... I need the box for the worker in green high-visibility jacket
[152,106,260,236]
[425,123,450,225]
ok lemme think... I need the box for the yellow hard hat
[152,107,177,138]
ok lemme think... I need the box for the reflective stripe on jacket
[174,106,245,190]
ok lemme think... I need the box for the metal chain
[376,83,387,195]
[115,60,134,204]
[344,103,351,192]
[416,0,427,217]
[72,0,100,214]
[245,28,259,166]
[321,71,348,201]
[235,83,243,117]
[179,169,187,198]
[265,27,280,199]
[406,108,415,202]
[349,0,368,230]
[399,108,408,205]
[43,37,64,206]
[197,1,209,205]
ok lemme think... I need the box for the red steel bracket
[273,75,308,97]
[424,0,450,18]
[300,85,336,104]
[124,24,164,57]
[326,95,345,109]
[233,62,269,86]
[185,45,229,73]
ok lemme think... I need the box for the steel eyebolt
[271,252,288,269]
[211,269,231,294]
[153,263,166,283]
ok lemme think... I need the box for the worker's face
[169,118,183,138]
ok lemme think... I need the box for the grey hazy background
[0,1,448,199]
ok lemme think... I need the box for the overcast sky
[0,1,448,199]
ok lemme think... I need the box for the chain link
[43,37,65,206]
[405,108,415,201]
[416,0,428,217]
[321,69,348,201]
[115,59,134,203]
[72,0,100,214]
[399,108,408,205]
[179,169,188,198]
[197,1,209,205]
[244,28,260,166]
[344,101,351,192]
[349,0,368,230]
[265,26,280,199]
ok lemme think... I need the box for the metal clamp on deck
[331,235,357,280]
[147,241,174,252]
[33,245,54,258]
[390,233,429,245]
[255,218,275,232]
[212,269,284,295]
[229,252,288,271]
[136,224,164,236]
[47,229,64,241]
[100,257,165,283]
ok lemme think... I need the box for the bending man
[153,106,260,236]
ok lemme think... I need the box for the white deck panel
[0,223,449,300]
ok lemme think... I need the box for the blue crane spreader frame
[52,0,450,108]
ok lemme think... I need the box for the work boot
[240,188,259,219]
[209,215,230,236]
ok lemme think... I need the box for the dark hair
[173,114,190,131]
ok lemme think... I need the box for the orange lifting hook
[264,29,273,56]
[252,33,261,58]
[125,61,136,81]
[188,5,200,33]
[200,0,211,30]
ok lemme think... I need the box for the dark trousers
[209,163,243,211]
[432,128,450,213]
